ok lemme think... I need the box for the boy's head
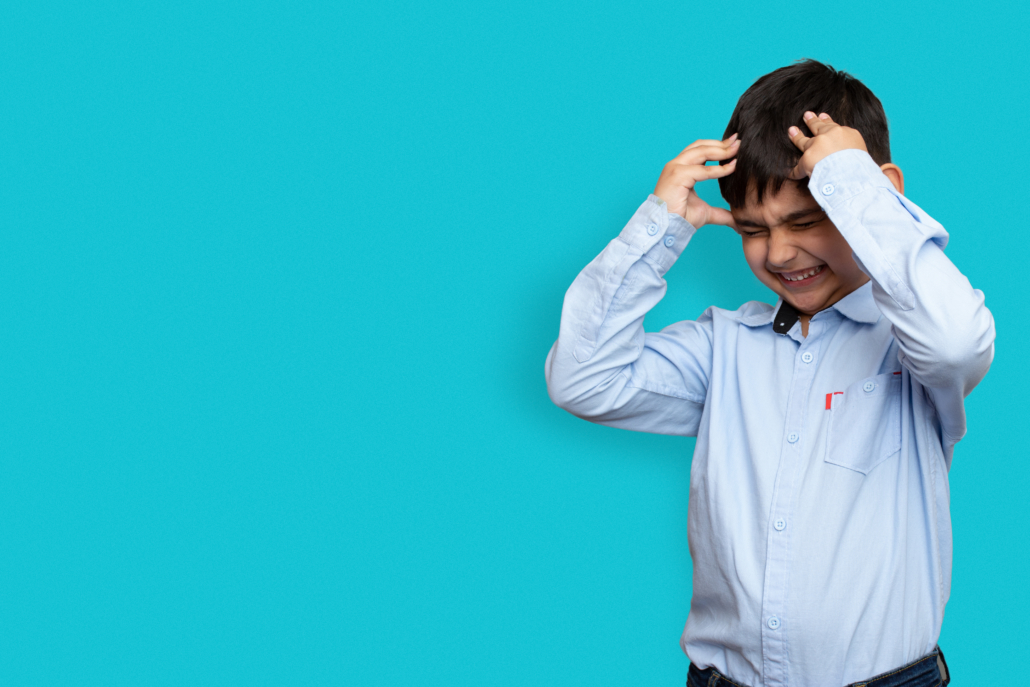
[718,59,903,317]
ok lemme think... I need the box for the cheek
[811,225,856,274]
[819,240,860,277]
[742,241,775,283]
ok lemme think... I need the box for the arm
[545,196,711,435]
[545,135,740,436]
[791,113,995,451]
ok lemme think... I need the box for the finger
[684,139,722,150]
[802,110,838,136]
[788,125,811,152]
[676,135,737,161]
[705,206,737,229]
[684,135,731,151]
[689,132,738,149]
[687,158,736,182]
[787,162,808,180]
[679,141,739,165]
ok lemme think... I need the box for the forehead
[732,180,821,223]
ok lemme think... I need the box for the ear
[879,163,904,195]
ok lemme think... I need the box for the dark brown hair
[719,59,891,208]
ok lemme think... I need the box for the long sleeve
[809,149,996,451]
[544,194,714,436]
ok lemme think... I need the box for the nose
[766,228,798,269]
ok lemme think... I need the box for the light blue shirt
[544,149,995,687]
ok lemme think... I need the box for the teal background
[2,1,1026,684]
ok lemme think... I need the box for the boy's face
[731,181,869,316]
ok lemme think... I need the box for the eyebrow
[734,208,827,229]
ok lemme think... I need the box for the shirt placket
[760,318,824,687]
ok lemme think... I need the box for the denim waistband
[686,646,949,687]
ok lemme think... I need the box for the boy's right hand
[653,134,738,228]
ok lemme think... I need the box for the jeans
[686,646,950,687]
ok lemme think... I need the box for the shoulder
[700,300,775,326]
[657,300,774,338]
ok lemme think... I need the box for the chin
[782,292,828,314]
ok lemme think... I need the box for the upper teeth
[784,266,822,281]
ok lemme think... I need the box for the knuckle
[672,165,692,180]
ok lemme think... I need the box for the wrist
[658,198,688,221]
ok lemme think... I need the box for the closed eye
[792,214,827,229]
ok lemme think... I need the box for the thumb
[705,206,737,229]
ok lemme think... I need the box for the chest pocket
[824,372,902,475]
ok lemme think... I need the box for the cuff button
[663,236,675,247]
[646,223,659,236]
[821,183,835,196]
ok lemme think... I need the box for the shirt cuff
[808,148,893,206]
[617,194,698,272]
[808,149,917,310]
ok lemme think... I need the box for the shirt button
[787,432,799,444]
[768,616,781,630]
[664,235,675,247]
[821,183,835,196]
[774,518,786,531]
[801,351,814,363]
[863,381,876,392]
[646,223,659,236]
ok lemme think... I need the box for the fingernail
[788,126,799,136]
[730,138,740,146]
[819,112,830,120]
[803,111,815,120]
[728,132,738,142]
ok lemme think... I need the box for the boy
[544,60,994,687]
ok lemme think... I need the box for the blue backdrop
[2,1,1026,684]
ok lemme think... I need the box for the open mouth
[775,264,825,288]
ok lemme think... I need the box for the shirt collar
[828,281,880,324]
[739,281,880,331]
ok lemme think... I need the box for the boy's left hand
[787,111,867,179]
